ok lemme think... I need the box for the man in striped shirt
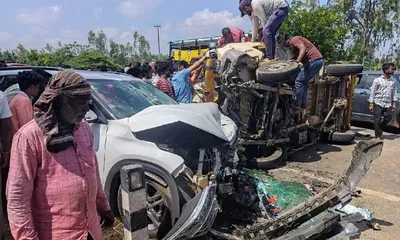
[156,66,175,99]
[368,63,397,139]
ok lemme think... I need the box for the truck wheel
[325,64,363,75]
[256,61,299,84]
[256,144,288,169]
[320,131,355,144]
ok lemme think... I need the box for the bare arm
[217,38,223,48]
[295,44,307,63]
[251,16,260,42]
[188,56,206,72]
[189,66,203,85]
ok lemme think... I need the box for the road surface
[272,126,400,240]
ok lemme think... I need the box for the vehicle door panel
[353,74,370,116]
[89,122,108,180]
[354,74,380,117]
[85,104,109,185]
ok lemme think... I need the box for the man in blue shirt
[171,56,206,103]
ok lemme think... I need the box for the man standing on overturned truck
[239,0,289,62]
[278,34,324,109]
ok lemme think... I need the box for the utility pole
[154,24,161,57]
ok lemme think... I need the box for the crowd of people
[122,56,207,104]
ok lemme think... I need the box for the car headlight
[163,185,219,240]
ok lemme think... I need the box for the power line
[154,24,161,57]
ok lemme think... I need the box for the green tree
[1,29,167,68]
[0,49,17,62]
[65,50,118,70]
[87,30,108,54]
[132,31,151,60]
[280,0,350,61]
[109,39,133,65]
[332,0,400,63]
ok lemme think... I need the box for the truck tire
[320,131,355,144]
[256,61,299,84]
[325,64,363,75]
[256,144,288,169]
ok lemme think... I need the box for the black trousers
[88,234,94,240]
[373,104,392,138]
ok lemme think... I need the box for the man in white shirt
[239,0,289,61]
[368,63,397,139]
[0,90,12,239]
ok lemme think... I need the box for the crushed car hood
[128,103,237,148]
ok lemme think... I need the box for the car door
[353,73,380,117]
[85,103,109,185]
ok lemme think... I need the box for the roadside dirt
[269,126,400,240]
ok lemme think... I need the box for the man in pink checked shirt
[7,71,114,240]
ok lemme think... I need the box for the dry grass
[102,217,124,240]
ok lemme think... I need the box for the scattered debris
[334,203,373,221]
[368,221,382,231]
[355,131,373,138]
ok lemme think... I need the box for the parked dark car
[352,71,400,128]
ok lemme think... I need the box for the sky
[0,0,253,54]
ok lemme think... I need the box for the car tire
[325,64,363,75]
[256,60,299,84]
[256,144,288,169]
[320,131,356,144]
[117,175,173,239]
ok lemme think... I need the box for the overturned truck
[158,43,377,239]
[203,42,364,168]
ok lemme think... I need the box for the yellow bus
[169,33,252,63]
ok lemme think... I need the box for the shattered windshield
[88,79,177,119]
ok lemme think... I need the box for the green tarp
[249,170,312,218]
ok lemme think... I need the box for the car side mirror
[85,109,98,123]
